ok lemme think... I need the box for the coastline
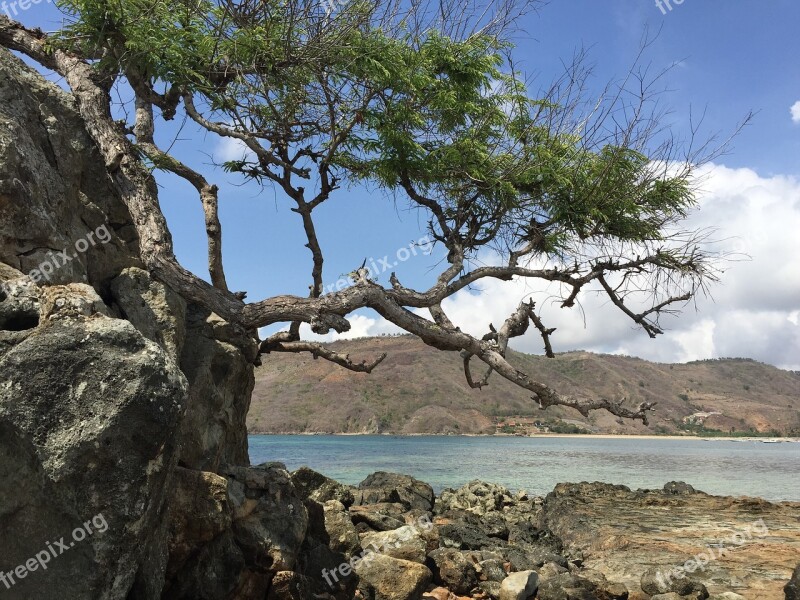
[248,431,800,442]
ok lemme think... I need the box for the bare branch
[260,340,387,374]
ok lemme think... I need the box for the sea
[249,435,800,502]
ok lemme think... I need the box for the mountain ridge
[249,335,800,435]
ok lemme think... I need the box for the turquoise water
[249,435,800,501]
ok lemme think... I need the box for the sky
[12,1,800,370]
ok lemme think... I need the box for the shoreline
[248,431,800,442]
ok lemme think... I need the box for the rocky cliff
[0,46,278,599]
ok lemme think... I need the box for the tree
[0,0,743,424]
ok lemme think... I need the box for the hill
[248,335,800,435]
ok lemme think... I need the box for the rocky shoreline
[165,464,799,600]
[248,432,800,442]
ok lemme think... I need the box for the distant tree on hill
[0,0,746,423]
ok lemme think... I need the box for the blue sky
[12,1,800,367]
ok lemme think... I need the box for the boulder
[427,548,479,595]
[354,553,432,600]
[323,500,361,556]
[356,472,435,512]
[162,530,246,600]
[362,525,427,563]
[499,570,539,600]
[291,466,355,507]
[224,463,309,572]
[296,499,358,599]
[0,315,187,599]
[663,482,697,495]
[110,267,186,362]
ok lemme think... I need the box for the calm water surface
[249,435,800,501]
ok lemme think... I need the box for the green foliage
[54,0,697,262]
[545,420,590,434]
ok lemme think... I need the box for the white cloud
[261,314,403,346]
[277,164,800,370]
[214,136,256,163]
[791,100,800,124]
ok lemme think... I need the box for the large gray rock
[296,497,359,599]
[0,40,274,600]
[0,314,187,599]
[323,500,361,556]
[356,472,435,512]
[165,463,310,600]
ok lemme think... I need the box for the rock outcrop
[540,481,800,599]
[0,45,269,600]
[0,294,187,599]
